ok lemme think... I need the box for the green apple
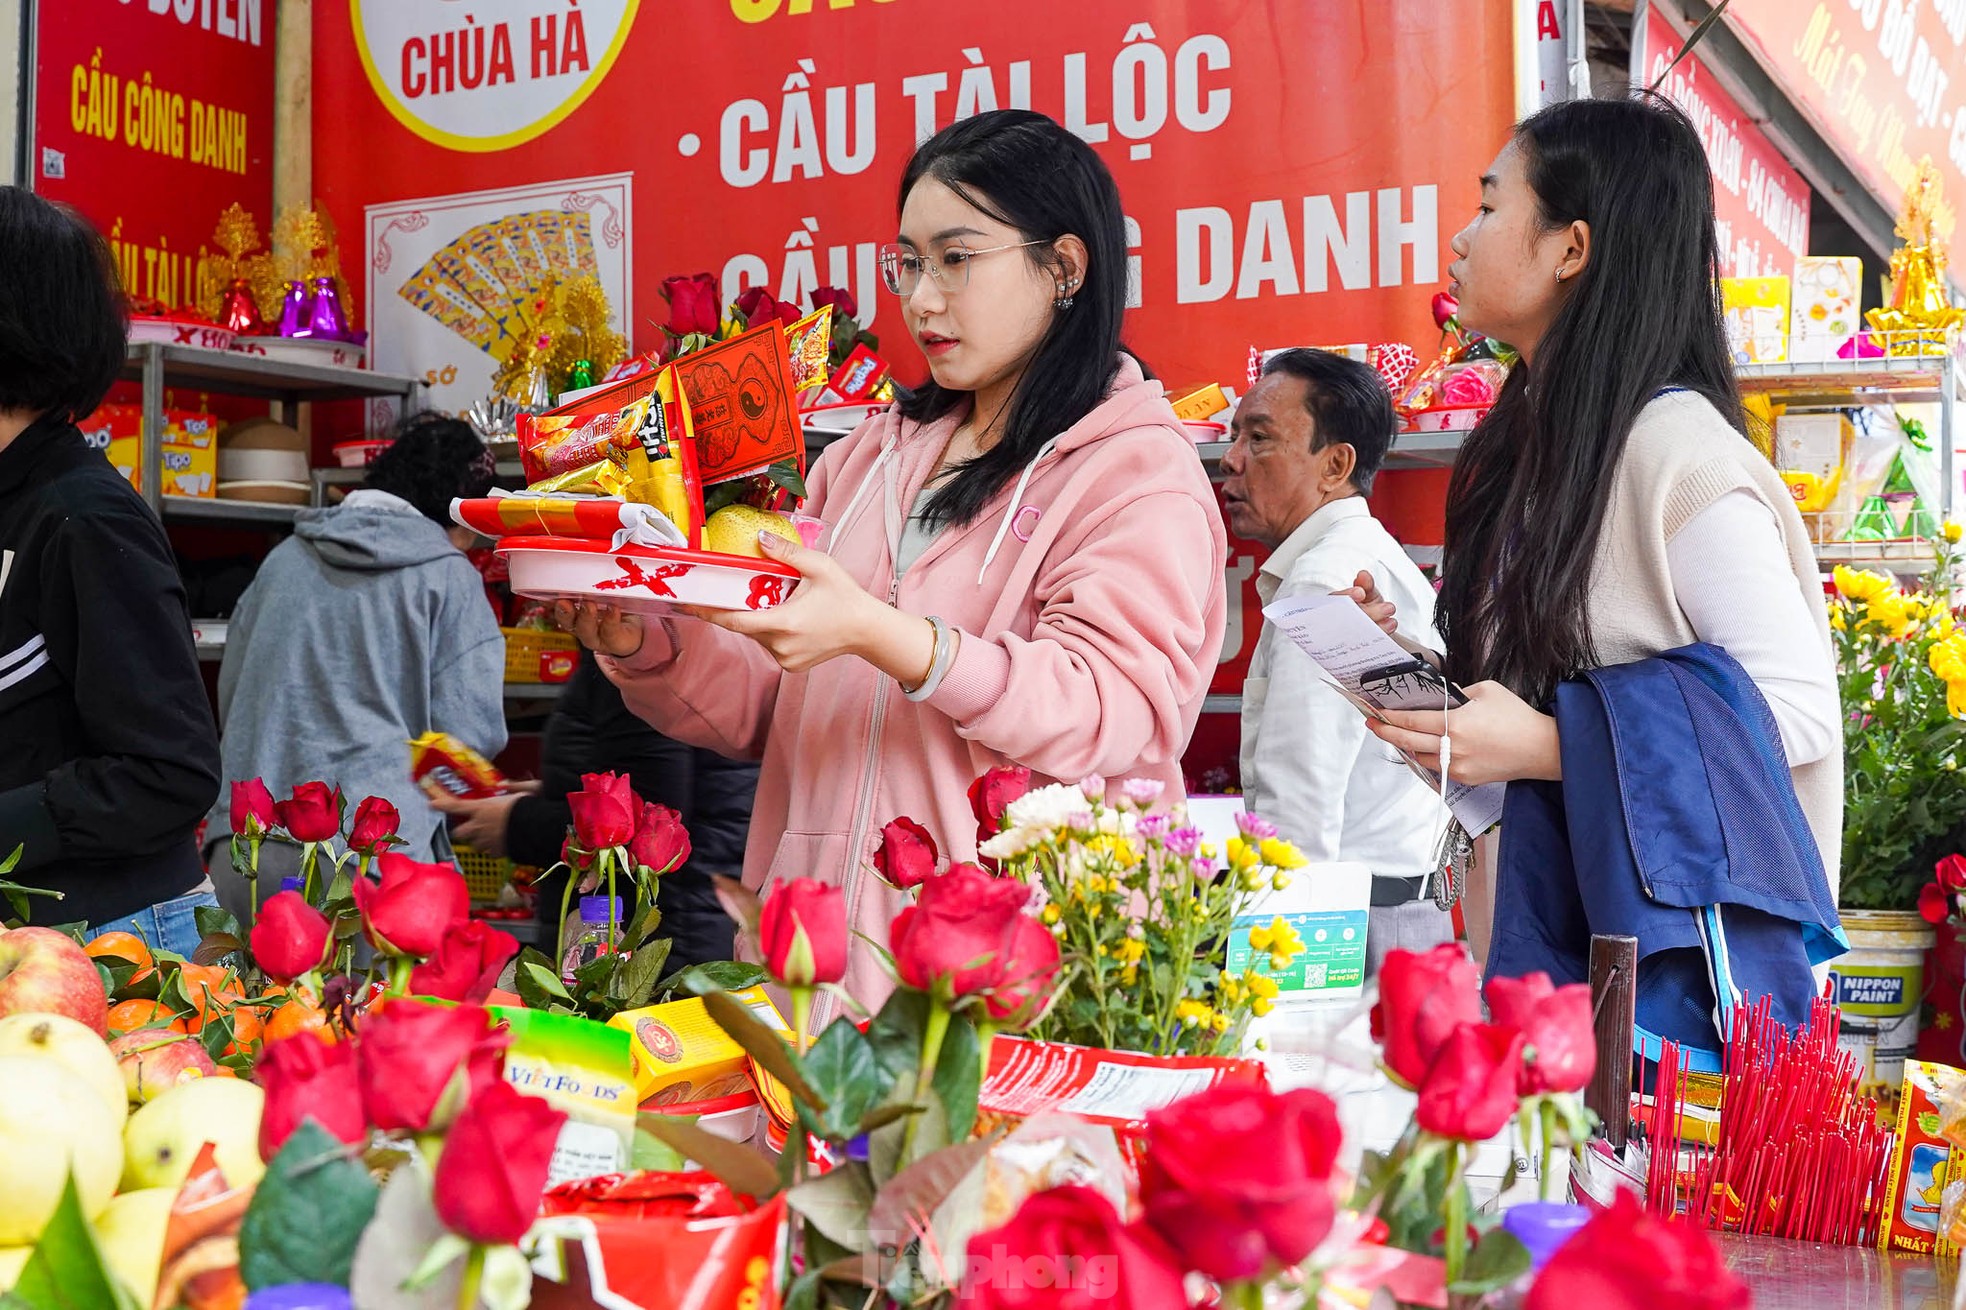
[0,1054,122,1243]
[95,1187,176,1305]
[0,1013,126,1117]
[122,1076,265,1192]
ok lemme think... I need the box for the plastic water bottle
[278,876,304,894]
[561,896,624,984]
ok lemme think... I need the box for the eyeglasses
[877,240,1046,296]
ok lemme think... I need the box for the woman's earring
[1054,278,1077,311]
[1555,267,1566,282]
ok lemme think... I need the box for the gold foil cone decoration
[198,204,264,326]
[1866,158,1966,355]
[491,274,627,402]
[244,208,351,333]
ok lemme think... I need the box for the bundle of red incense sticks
[1643,994,1893,1244]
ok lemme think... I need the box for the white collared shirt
[1239,497,1450,880]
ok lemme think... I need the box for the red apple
[0,928,108,1036]
[107,1030,217,1104]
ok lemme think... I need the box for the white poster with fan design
[364,172,633,430]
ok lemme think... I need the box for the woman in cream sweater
[1367,93,1841,966]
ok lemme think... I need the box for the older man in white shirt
[1224,349,1454,974]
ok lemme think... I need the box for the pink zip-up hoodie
[602,354,1227,1012]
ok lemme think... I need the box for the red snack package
[409,731,507,800]
[538,1171,785,1310]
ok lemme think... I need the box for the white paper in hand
[1260,592,1506,836]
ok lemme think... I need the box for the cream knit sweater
[1584,390,1843,892]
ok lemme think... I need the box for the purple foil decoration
[304,275,351,340]
[277,280,311,336]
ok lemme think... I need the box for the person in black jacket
[429,649,756,969]
[0,189,221,951]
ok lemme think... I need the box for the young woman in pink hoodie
[559,110,1228,1008]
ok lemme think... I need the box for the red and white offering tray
[130,316,236,352]
[499,536,801,614]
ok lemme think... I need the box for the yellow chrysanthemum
[1834,565,1895,603]
[1931,634,1966,684]
[1217,972,1246,1007]
[1252,997,1274,1018]
[1945,521,1964,545]
[1083,835,1140,868]
[1041,903,1062,926]
[1259,837,1308,870]
[1829,606,1847,632]
[1121,965,1138,986]
[1175,999,1213,1029]
[1248,915,1305,963]
[1247,973,1281,999]
[1865,591,1917,638]
[1225,837,1259,872]
[1118,938,1146,965]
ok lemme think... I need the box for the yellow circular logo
[351,0,640,153]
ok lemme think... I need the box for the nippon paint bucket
[1826,910,1934,1097]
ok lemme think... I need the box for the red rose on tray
[409,919,520,1004]
[1524,1190,1748,1310]
[433,1078,567,1246]
[347,795,401,856]
[1374,944,1483,1088]
[980,915,1062,1030]
[968,766,1033,845]
[230,778,275,838]
[1486,971,1597,1096]
[734,286,802,328]
[357,1000,509,1134]
[758,878,847,988]
[890,863,1035,1003]
[1416,1022,1527,1141]
[274,781,342,843]
[250,890,334,984]
[958,1185,1188,1310]
[872,817,938,890]
[1921,881,1953,925]
[569,772,639,851]
[629,801,691,875]
[1138,1083,1340,1282]
[257,1030,365,1161]
[661,273,721,338]
[352,853,470,958]
[1939,854,1966,892]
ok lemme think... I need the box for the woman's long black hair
[896,110,1130,527]
[1437,92,1746,705]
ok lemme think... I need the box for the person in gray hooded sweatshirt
[203,413,506,922]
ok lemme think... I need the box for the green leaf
[865,989,933,1082]
[240,1119,381,1291]
[523,960,576,1003]
[786,1162,877,1252]
[1450,1229,1533,1296]
[572,952,617,1001]
[191,932,247,967]
[1,1173,141,1310]
[636,1113,783,1199]
[930,1011,981,1143]
[400,1232,472,1292]
[194,905,242,942]
[630,1119,691,1172]
[197,1011,235,1063]
[665,958,770,998]
[856,1102,922,1136]
[865,1135,999,1255]
[627,902,665,949]
[767,459,808,498]
[621,937,673,1008]
[782,1268,827,1310]
[797,1020,892,1142]
[325,865,355,906]
[701,989,826,1110]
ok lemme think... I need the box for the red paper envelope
[671,324,804,483]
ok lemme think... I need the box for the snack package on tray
[517,363,703,548]
[1881,1060,1966,1256]
[409,731,507,800]
[536,1172,786,1310]
[493,1005,639,1188]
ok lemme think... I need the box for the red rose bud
[250,891,334,983]
[981,915,1062,1030]
[1416,1022,1528,1141]
[890,863,1034,1002]
[1431,290,1460,328]
[661,272,721,338]
[809,285,858,322]
[1377,944,1483,1088]
[734,286,802,328]
[409,919,520,1004]
[274,781,342,843]
[758,878,847,988]
[356,999,509,1134]
[569,773,639,850]
[958,1185,1188,1310]
[352,853,470,958]
[1139,1083,1341,1283]
[433,1078,567,1246]
[629,802,691,875]
[1939,855,1966,893]
[872,817,938,890]
[347,795,401,856]
[968,765,1033,844]
[230,778,276,838]
[258,1030,366,1161]
[1524,1190,1749,1310]
[1485,971,1597,1096]
[1922,881,1953,924]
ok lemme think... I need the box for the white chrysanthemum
[1001,783,1090,834]
[978,826,1042,859]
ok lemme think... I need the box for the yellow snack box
[1168,383,1230,423]
[609,984,793,1107]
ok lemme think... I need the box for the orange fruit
[264,999,333,1046]
[223,1003,264,1055]
[106,998,190,1036]
[175,963,246,1032]
[85,931,155,980]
